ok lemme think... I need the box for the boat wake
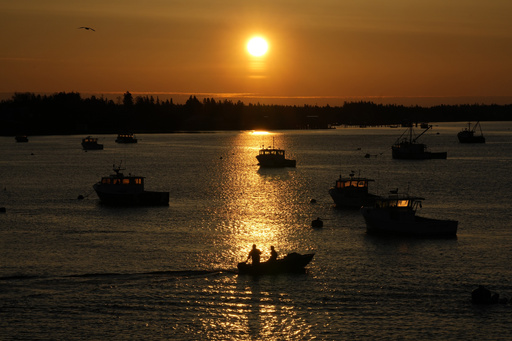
[0,269,237,282]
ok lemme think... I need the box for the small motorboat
[81,136,103,150]
[237,253,314,275]
[457,121,485,143]
[256,138,296,167]
[115,133,138,143]
[329,172,381,209]
[93,163,169,206]
[392,125,447,159]
[15,135,28,142]
[360,192,457,237]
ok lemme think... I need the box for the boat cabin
[98,170,145,193]
[116,134,138,143]
[83,136,98,143]
[374,196,424,210]
[335,177,372,193]
[259,148,286,157]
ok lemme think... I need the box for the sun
[247,37,268,57]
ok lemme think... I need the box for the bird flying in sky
[78,26,95,31]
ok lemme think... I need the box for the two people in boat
[246,244,277,265]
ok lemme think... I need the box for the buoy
[311,217,323,228]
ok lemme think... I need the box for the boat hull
[256,155,296,167]
[457,133,485,143]
[237,253,314,275]
[329,188,380,209]
[94,186,169,206]
[392,148,447,160]
[82,143,103,150]
[362,213,458,237]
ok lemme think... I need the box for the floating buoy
[311,217,323,228]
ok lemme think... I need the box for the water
[1,122,512,340]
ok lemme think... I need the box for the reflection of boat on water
[458,121,485,143]
[115,133,138,143]
[329,172,381,209]
[93,163,169,206]
[15,135,28,142]
[238,253,314,275]
[360,192,458,237]
[392,125,447,160]
[256,139,296,167]
[81,136,103,150]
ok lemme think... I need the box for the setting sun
[247,37,268,57]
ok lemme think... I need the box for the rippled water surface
[1,122,512,340]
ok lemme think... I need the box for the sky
[1,0,512,106]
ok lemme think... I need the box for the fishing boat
[457,121,485,143]
[256,138,296,167]
[392,125,447,159]
[15,135,28,142]
[360,192,458,237]
[93,163,169,206]
[115,133,138,143]
[238,253,314,275]
[81,136,103,150]
[329,172,381,209]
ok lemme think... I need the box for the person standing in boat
[269,246,278,262]
[246,244,262,265]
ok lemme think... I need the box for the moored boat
[329,172,380,209]
[457,121,485,143]
[238,252,314,275]
[15,135,28,142]
[115,133,138,143]
[81,136,103,150]
[93,164,169,206]
[256,139,296,167]
[392,125,447,159]
[360,192,457,237]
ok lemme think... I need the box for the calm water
[1,122,512,340]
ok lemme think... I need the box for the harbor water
[1,122,512,340]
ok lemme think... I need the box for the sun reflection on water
[206,131,316,268]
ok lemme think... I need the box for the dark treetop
[1,92,511,135]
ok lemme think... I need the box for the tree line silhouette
[1,91,511,135]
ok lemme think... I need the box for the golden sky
[1,0,512,105]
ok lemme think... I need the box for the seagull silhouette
[78,26,95,31]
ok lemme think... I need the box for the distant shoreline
[1,92,512,107]
[1,92,511,135]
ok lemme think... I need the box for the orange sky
[1,0,512,106]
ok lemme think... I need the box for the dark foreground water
[1,122,512,340]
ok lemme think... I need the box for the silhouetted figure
[78,26,95,31]
[269,246,278,262]
[246,244,262,265]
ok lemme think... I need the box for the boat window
[397,200,409,207]
[102,178,110,184]
[358,181,367,187]
[113,179,121,185]
[135,178,142,185]
[122,179,130,185]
